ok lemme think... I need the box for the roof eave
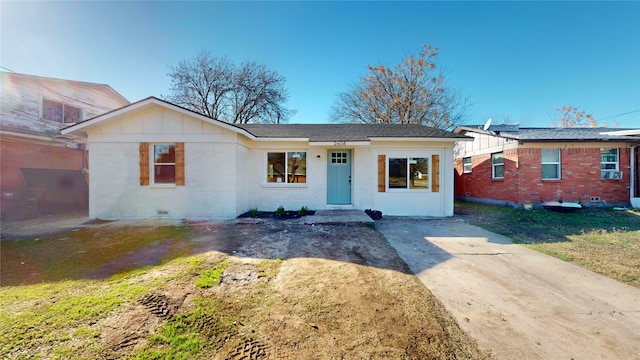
[253,137,310,142]
[518,138,640,143]
[309,140,371,146]
[368,136,472,142]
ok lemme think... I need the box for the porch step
[302,210,374,225]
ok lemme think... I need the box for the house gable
[88,104,226,138]
[63,97,254,143]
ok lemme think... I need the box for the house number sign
[334,141,346,146]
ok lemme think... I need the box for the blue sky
[2,1,639,128]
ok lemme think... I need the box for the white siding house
[62,97,469,220]
[0,72,129,219]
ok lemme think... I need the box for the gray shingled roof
[457,125,640,142]
[236,124,466,142]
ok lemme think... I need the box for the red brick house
[0,72,129,219]
[453,125,640,208]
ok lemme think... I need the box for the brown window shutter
[378,155,386,192]
[139,142,149,186]
[432,154,440,192]
[175,142,185,186]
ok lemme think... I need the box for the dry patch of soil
[2,218,489,359]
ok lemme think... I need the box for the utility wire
[0,66,16,72]
[594,109,640,122]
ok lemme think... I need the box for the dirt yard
[0,217,489,359]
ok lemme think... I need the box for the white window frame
[41,98,82,123]
[600,148,619,171]
[600,148,620,180]
[463,157,472,173]
[387,156,431,191]
[541,148,561,180]
[491,152,504,179]
[266,151,307,185]
[151,143,176,186]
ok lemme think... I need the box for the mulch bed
[237,210,316,220]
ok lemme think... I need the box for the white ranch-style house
[62,97,469,220]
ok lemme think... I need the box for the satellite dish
[483,118,492,131]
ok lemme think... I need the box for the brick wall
[1,138,85,188]
[1,138,88,219]
[455,146,631,206]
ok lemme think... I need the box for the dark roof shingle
[457,125,640,142]
[236,124,466,141]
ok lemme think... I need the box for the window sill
[386,189,432,192]
[541,179,561,182]
[262,183,308,188]
[149,184,177,188]
[491,178,504,181]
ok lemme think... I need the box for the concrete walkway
[376,217,640,360]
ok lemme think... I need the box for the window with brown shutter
[175,143,185,186]
[431,154,440,192]
[140,142,185,186]
[378,155,386,192]
[139,142,149,186]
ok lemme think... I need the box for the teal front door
[327,150,351,204]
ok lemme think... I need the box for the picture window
[267,152,307,183]
[388,157,429,190]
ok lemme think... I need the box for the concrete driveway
[376,217,640,360]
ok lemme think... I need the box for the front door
[327,150,351,204]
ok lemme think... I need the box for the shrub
[248,208,262,217]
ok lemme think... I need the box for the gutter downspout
[631,145,639,208]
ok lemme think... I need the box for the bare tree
[330,44,467,129]
[166,50,294,124]
[549,106,595,128]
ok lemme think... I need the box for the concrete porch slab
[302,210,374,225]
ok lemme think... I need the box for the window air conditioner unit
[601,170,623,180]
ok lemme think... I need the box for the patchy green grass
[195,260,229,288]
[456,201,640,288]
[0,224,194,286]
[0,253,276,359]
[130,300,219,360]
[0,268,163,358]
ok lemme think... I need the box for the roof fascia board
[309,141,371,146]
[0,130,57,142]
[518,138,640,143]
[0,130,84,147]
[600,129,640,136]
[253,137,309,142]
[368,137,471,142]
